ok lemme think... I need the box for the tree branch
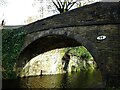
[68,2,76,10]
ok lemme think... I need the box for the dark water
[3,69,103,89]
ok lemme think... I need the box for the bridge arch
[16,29,102,77]
[13,2,120,87]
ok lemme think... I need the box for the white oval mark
[97,35,107,40]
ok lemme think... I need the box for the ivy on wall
[2,28,26,79]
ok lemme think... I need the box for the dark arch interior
[17,35,82,67]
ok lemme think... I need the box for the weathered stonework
[20,48,95,77]
[20,49,77,77]
[16,2,120,87]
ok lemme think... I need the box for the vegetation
[63,46,96,70]
[65,46,92,59]
[52,0,76,13]
[2,28,26,79]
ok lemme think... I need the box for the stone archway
[16,31,103,77]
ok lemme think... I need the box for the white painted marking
[97,35,107,40]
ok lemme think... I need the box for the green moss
[2,28,26,79]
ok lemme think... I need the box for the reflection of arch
[16,31,100,77]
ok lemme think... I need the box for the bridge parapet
[23,2,120,34]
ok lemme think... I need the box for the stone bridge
[16,2,120,86]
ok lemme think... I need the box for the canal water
[3,69,103,89]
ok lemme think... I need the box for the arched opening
[16,34,103,88]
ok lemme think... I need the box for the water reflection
[3,69,103,88]
[19,69,103,88]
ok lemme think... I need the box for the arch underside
[17,35,81,68]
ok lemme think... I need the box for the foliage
[2,28,26,79]
[2,71,17,79]
[106,86,120,90]
[63,46,95,70]
[64,46,92,60]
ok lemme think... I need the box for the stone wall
[20,48,76,77]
